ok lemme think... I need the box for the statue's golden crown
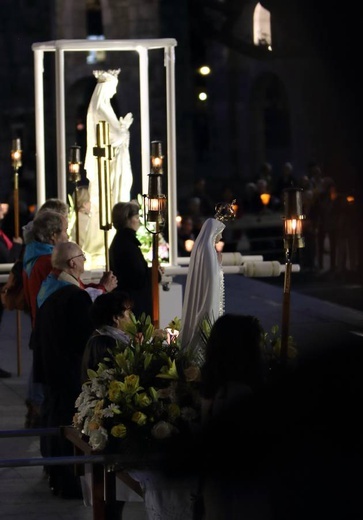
[214,199,237,222]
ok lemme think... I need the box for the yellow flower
[94,399,105,412]
[134,392,152,408]
[108,380,124,402]
[132,411,148,426]
[120,374,141,394]
[111,423,127,439]
[88,420,102,431]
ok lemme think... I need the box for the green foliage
[73,314,201,453]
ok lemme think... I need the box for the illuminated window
[86,35,106,65]
[253,2,272,50]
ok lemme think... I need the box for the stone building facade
[0,1,361,211]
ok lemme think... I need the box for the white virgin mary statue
[83,69,134,269]
[180,201,236,365]
[180,217,226,365]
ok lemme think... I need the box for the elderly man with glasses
[37,241,116,305]
[31,241,117,499]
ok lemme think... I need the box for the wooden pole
[280,257,292,364]
[13,150,22,376]
[151,224,160,328]
[13,171,19,239]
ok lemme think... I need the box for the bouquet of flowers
[73,315,201,454]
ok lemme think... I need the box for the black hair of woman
[89,290,134,329]
[201,313,265,399]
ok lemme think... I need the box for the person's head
[179,216,194,235]
[90,291,133,330]
[38,198,69,219]
[112,200,140,232]
[0,203,9,221]
[73,186,91,213]
[256,178,268,194]
[260,162,272,177]
[201,314,265,398]
[51,241,86,278]
[32,210,68,244]
[282,162,293,177]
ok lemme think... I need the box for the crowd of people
[177,164,360,278]
[0,190,157,498]
[3,62,359,515]
[0,177,361,518]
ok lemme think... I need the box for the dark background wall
[0,0,362,212]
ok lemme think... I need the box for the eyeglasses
[68,252,86,262]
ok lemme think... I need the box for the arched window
[253,2,272,50]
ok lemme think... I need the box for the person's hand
[100,271,118,292]
[13,237,23,245]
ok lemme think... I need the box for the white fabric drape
[180,218,226,362]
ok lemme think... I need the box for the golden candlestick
[93,121,113,270]
[11,138,22,238]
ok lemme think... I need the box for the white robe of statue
[180,218,226,364]
[83,69,133,269]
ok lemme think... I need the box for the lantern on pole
[280,188,305,363]
[143,141,167,328]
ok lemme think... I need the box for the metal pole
[16,310,22,376]
[12,153,21,376]
[74,186,80,245]
[104,230,110,272]
[94,121,113,269]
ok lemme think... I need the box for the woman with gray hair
[22,198,69,245]
[23,210,69,324]
[22,209,69,428]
